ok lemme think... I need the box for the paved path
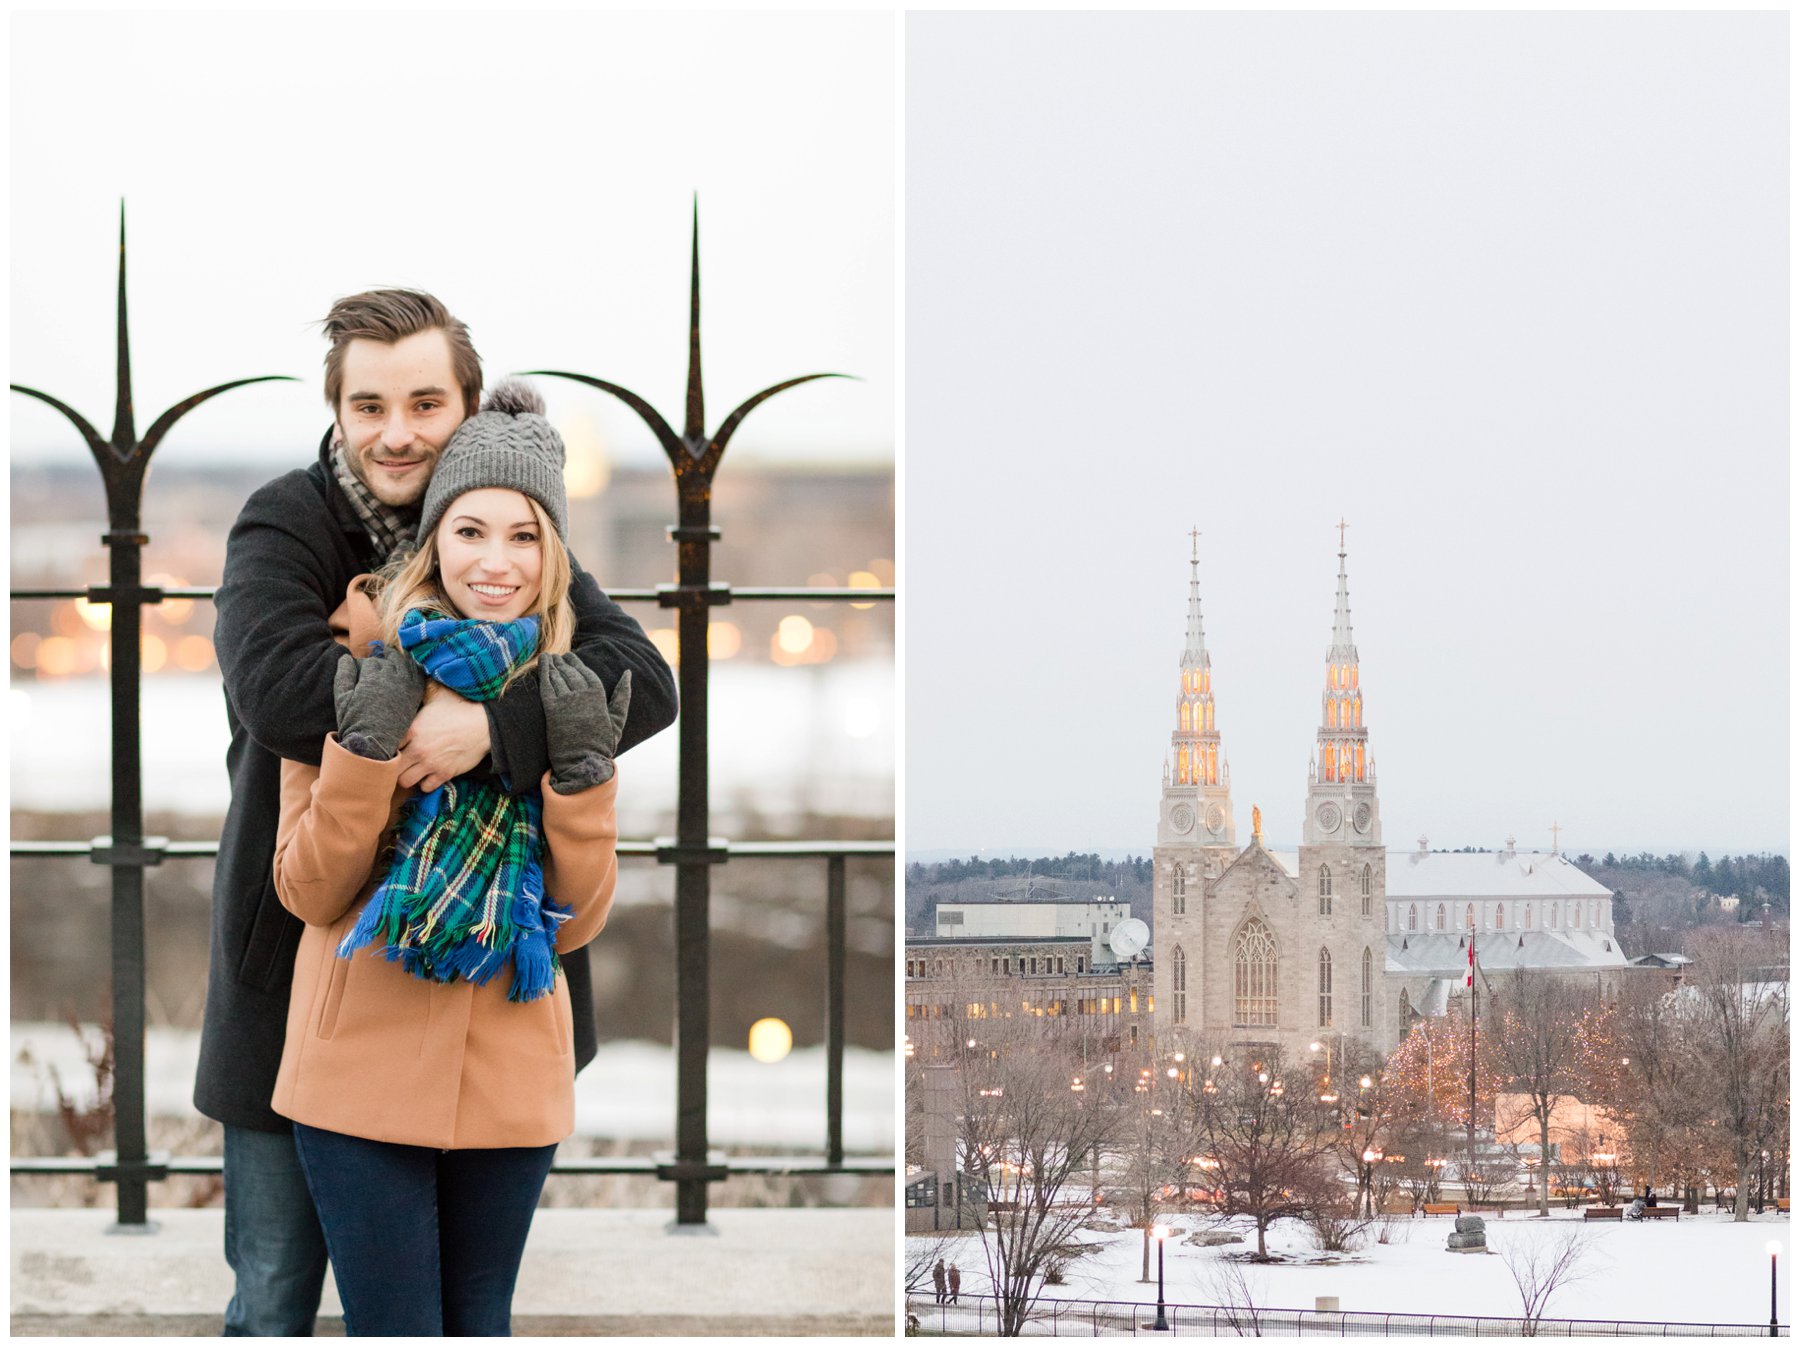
[13,1207,895,1336]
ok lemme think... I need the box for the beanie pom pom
[484,377,546,418]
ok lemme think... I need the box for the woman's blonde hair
[373,493,574,690]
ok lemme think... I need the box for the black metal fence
[10,207,895,1229]
[904,1293,1788,1337]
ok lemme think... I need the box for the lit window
[1318,948,1333,1027]
[1234,919,1278,1026]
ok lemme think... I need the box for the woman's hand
[541,655,631,794]
[332,646,425,761]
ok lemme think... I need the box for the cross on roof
[1550,822,1563,854]
[1189,526,1201,561]
[1337,516,1350,551]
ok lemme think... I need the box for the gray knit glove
[333,647,425,761]
[541,655,631,794]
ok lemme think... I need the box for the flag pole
[1467,927,1478,1197]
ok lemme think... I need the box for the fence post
[535,203,847,1226]
[10,206,291,1229]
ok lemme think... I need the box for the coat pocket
[315,948,351,1041]
[235,876,301,993]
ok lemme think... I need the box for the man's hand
[396,682,491,792]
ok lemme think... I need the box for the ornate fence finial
[11,201,296,526]
[529,202,853,487]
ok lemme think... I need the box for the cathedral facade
[1151,535,1622,1063]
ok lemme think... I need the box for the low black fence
[904,1293,1788,1338]
[10,208,895,1229]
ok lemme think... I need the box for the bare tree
[1187,1044,1335,1259]
[1495,1225,1595,1335]
[957,1022,1119,1336]
[1109,1060,1200,1282]
[1486,971,1597,1217]
[1684,928,1790,1221]
[1201,1258,1267,1336]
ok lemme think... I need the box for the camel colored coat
[269,578,618,1149]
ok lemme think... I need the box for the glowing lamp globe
[748,1017,793,1063]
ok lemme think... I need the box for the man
[947,1262,961,1305]
[932,1258,947,1305]
[194,290,675,1335]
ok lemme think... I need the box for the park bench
[1421,1203,1461,1217]
[1641,1205,1679,1221]
[1778,1198,1790,1213]
[1583,1207,1623,1220]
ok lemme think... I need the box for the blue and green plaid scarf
[336,607,571,1002]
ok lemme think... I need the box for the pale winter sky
[907,12,1787,860]
[10,11,894,468]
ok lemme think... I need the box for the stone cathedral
[1151,532,1624,1061]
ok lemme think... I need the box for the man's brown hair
[320,289,482,415]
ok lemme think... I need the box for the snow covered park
[909,1208,1792,1332]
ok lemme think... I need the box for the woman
[270,380,628,1336]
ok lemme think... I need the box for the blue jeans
[222,1124,330,1336]
[291,1123,557,1337]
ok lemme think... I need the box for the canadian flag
[1466,932,1476,988]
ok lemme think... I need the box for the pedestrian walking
[947,1263,961,1305]
[932,1259,947,1305]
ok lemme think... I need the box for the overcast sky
[10,11,893,468]
[907,12,1787,860]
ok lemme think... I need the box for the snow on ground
[13,1023,894,1152]
[911,1209,1793,1328]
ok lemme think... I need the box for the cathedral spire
[1158,530,1235,848]
[1173,530,1220,788]
[1317,528,1367,786]
[1303,526,1381,845]
[1184,525,1210,670]
[1329,517,1357,665]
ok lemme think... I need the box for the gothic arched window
[1206,703,1214,731]
[1399,986,1415,1026]
[1572,903,1582,929]
[1360,946,1373,1027]
[1172,946,1187,1025]
[1466,904,1476,929]
[1407,903,1418,932]
[1172,866,1186,916]
[1360,866,1373,918]
[1318,948,1333,1027]
[1234,919,1278,1026]
[1495,904,1506,930]
[1319,865,1333,915]
[1327,699,1338,728]
[1550,903,1560,929]
[1524,904,1534,929]
[1180,702,1191,731]
[1437,903,1447,931]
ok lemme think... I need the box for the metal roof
[1385,929,1627,976]
[1266,849,1612,899]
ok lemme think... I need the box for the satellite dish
[1110,918,1150,961]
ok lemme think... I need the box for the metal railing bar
[13,1155,894,1177]
[11,585,893,604]
[826,854,847,1166]
[14,840,891,860]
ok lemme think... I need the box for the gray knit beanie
[418,378,568,543]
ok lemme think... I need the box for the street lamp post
[1151,1224,1170,1331]
[1767,1241,1780,1338]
